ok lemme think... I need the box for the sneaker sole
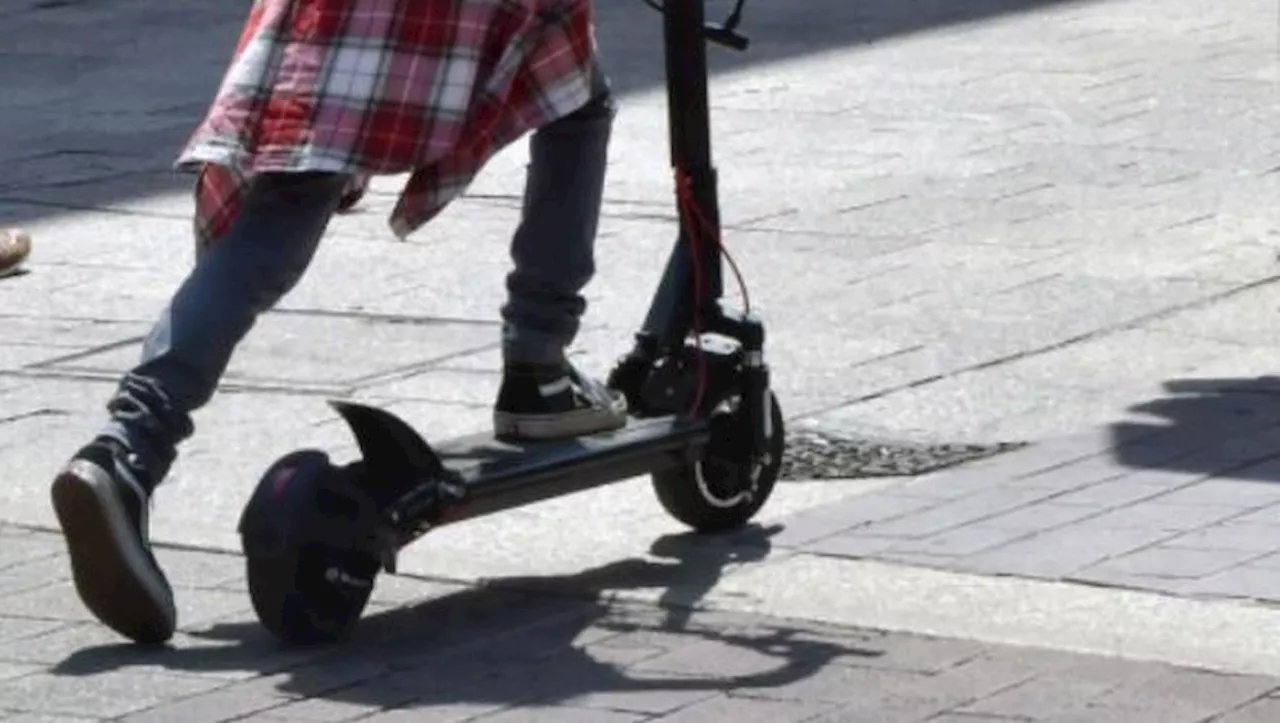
[51,462,176,645]
[494,407,628,441]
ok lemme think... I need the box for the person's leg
[51,171,350,644]
[494,65,628,440]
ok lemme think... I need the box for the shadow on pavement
[1109,377,1280,483]
[0,0,1094,228]
[49,525,881,714]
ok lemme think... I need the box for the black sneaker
[50,438,176,644]
[494,362,628,441]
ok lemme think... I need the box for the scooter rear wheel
[240,450,379,645]
[652,392,784,532]
[246,542,376,646]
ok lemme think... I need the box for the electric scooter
[238,0,784,645]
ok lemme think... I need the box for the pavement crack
[0,409,68,425]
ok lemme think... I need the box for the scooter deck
[428,414,711,519]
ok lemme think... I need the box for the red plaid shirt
[179,0,597,249]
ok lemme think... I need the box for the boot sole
[51,462,176,645]
[494,408,628,441]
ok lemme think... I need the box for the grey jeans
[102,71,615,485]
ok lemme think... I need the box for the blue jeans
[103,74,615,485]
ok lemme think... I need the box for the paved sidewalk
[1,523,1279,723]
[1,0,1279,719]
[775,389,1280,606]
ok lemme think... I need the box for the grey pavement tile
[542,684,720,717]
[1229,504,1280,526]
[976,501,1103,530]
[1078,502,1247,533]
[770,493,944,548]
[880,525,1037,558]
[955,673,1120,719]
[839,635,983,676]
[0,715,101,723]
[150,548,246,591]
[1240,553,1280,570]
[0,670,225,719]
[1008,455,1132,492]
[0,583,97,623]
[116,686,288,723]
[651,694,838,721]
[1162,522,1280,554]
[1046,480,1183,509]
[1079,545,1269,580]
[904,437,1115,494]
[1213,696,1280,723]
[802,533,902,559]
[0,617,66,648]
[1188,565,1280,602]
[349,701,506,723]
[252,692,419,723]
[1065,566,1199,597]
[916,711,1034,716]
[1084,668,1280,722]
[0,662,39,683]
[960,526,1178,579]
[457,706,646,722]
[0,551,71,598]
[0,535,63,572]
[1197,427,1280,467]
[854,487,1063,539]
[1150,479,1280,509]
[229,659,396,702]
[631,631,871,681]
[1096,467,1217,492]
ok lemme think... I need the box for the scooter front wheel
[652,392,784,532]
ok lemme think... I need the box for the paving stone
[116,686,288,723]
[151,548,247,591]
[1189,565,1280,602]
[975,501,1102,530]
[652,694,838,721]
[1230,505,1280,526]
[0,617,66,647]
[1148,479,1280,509]
[254,691,419,723]
[960,526,1178,579]
[803,533,903,559]
[770,493,944,548]
[1080,545,1268,580]
[1078,502,1247,533]
[1212,696,1280,723]
[0,583,97,623]
[956,671,1134,719]
[232,660,396,701]
[839,635,983,676]
[1084,668,1280,722]
[348,701,505,723]
[880,525,1037,557]
[854,488,1062,539]
[0,714,101,723]
[1046,480,1182,508]
[0,670,224,719]
[448,706,646,722]
[0,536,62,571]
[1164,522,1280,554]
[0,662,39,683]
[1010,455,1132,491]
